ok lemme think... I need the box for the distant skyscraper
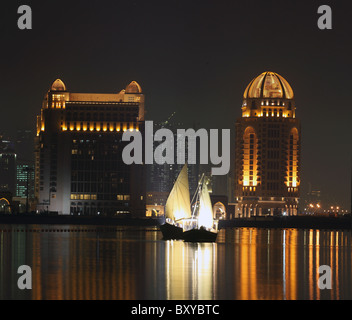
[234,71,301,217]
[16,162,35,199]
[146,120,200,199]
[35,79,146,216]
[14,129,35,209]
[0,135,16,195]
[15,129,34,162]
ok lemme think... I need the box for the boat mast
[191,173,204,204]
[191,173,205,220]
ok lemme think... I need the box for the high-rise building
[16,163,35,199]
[0,135,16,195]
[234,71,301,217]
[15,129,34,161]
[146,120,200,198]
[35,79,146,216]
[14,129,35,211]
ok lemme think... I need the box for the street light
[308,203,320,215]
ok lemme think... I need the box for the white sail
[198,183,213,229]
[165,164,192,221]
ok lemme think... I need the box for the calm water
[0,225,351,300]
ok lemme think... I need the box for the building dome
[244,72,293,99]
[51,79,67,91]
[125,81,142,93]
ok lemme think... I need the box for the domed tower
[234,71,301,217]
[51,79,67,91]
[125,80,142,94]
[124,81,145,120]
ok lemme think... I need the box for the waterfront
[0,225,351,300]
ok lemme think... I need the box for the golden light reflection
[165,241,188,300]
[315,230,320,300]
[1,227,350,300]
[309,229,314,299]
[284,229,298,299]
[27,228,138,300]
[165,241,216,300]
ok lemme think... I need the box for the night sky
[1,0,351,210]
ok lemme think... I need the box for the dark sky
[1,0,351,210]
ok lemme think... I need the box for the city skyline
[1,0,351,210]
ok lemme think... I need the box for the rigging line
[191,173,205,205]
[191,173,205,220]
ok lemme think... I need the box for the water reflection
[165,241,216,299]
[0,226,351,300]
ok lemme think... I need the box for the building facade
[0,135,16,195]
[16,163,35,198]
[35,79,146,216]
[234,71,301,217]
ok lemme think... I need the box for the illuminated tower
[34,79,146,216]
[234,71,300,217]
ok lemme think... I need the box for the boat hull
[182,228,218,243]
[160,222,184,240]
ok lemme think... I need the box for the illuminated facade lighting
[235,71,301,218]
[35,79,146,216]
